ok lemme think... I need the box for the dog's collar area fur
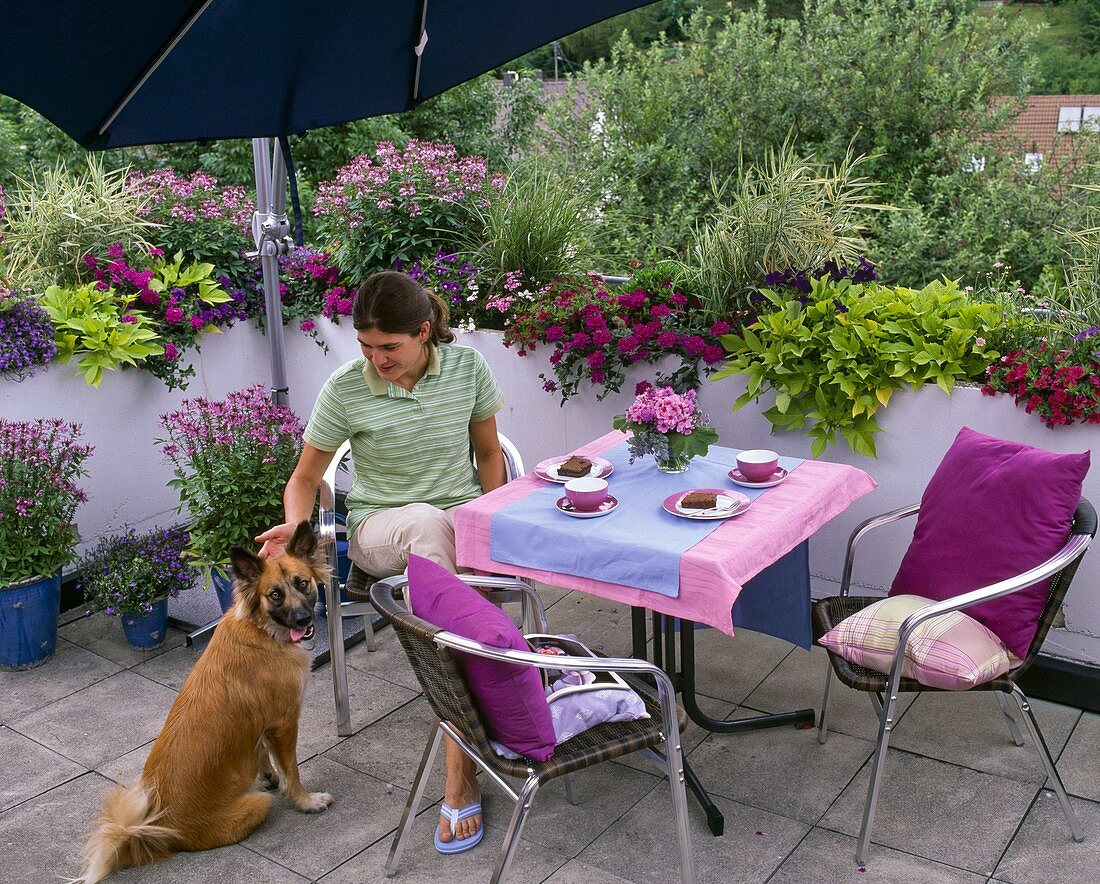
[244,613,312,644]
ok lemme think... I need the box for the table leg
[679,620,816,733]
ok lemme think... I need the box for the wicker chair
[369,575,697,883]
[813,497,1096,865]
[318,433,527,736]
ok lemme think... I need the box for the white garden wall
[3,322,1097,666]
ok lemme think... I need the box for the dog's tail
[74,781,177,883]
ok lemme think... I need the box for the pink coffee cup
[736,449,780,482]
[564,476,609,511]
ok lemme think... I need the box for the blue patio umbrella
[0,0,655,400]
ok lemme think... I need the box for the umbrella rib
[97,0,218,137]
[411,0,430,102]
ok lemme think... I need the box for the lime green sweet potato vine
[712,278,1001,458]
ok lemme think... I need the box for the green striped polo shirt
[304,343,504,536]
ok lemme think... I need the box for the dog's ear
[286,520,317,560]
[229,546,265,585]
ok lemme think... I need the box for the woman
[257,270,505,854]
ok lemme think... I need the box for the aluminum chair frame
[370,574,696,883]
[817,500,1094,865]
[318,432,526,736]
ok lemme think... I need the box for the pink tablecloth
[454,431,877,635]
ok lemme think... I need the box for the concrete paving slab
[343,626,422,692]
[889,693,1080,785]
[0,772,109,884]
[323,695,447,797]
[318,803,570,883]
[742,645,918,742]
[0,725,86,812]
[59,611,185,667]
[130,642,200,691]
[770,826,988,883]
[1057,711,1100,802]
[687,627,794,706]
[8,669,178,768]
[541,593,635,658]
[993,792,1100,884]
[479,762,662,860]
[0,637,121,722]
[686,709,875,824]
[241,755,408,880]
[94,740,154,785]
[542,858,639,883]
[109,843,312,883]
[819,750,1039,875]
[296,663,418,761]
[575,786,810,884]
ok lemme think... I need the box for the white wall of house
[4,321,1097,667]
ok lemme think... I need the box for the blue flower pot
[0,572,61,670]
[120,598,169,650]
[211,571,235,613]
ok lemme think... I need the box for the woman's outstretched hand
[255,523,295,559]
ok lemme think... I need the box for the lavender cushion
[819,595,1018,690]
[890,427,1088,659]
[406,555,556,762]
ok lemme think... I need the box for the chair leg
[325,575,353,737]
[856,686,901,865]
[818,663,834,745]
[491,776,540,884]
[995,691,1026,747]
[1010,684,1084,842]
[562,773,581,806]
[385,724,444,878]
[661,733,698,883]
[868,691,884,717]
[360,601,377,652]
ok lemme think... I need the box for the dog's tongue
[290,627,308,643]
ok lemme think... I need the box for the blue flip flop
[434,800,484,854]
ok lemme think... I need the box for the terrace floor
[1,585,1098,884]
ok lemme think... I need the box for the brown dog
[76,521,332,882]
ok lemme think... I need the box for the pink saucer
[555,494,619,518]
[727,466,789,489]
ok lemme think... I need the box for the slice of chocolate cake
[557,455,593,478]
[680,490,718,509]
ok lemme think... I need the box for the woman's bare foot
[439,734,481,842]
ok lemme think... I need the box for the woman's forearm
[284,473,320,524]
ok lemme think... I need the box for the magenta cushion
[406,555,556,762]
[890,427,1089,659]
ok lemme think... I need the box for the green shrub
[39,282,163,386]
[456,160,602,291]
[712,277,1002,457]
[0,156,155,289]
[682,144,888,320]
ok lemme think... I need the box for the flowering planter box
[3,322,1098,668]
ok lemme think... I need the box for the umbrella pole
[252,137,292,406]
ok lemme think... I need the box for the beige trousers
[348,503,460,576]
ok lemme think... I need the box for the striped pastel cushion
[819,594,1018,690]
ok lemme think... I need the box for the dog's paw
[294,791,333,814]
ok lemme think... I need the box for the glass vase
[655,451,692,473]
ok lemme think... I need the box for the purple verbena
[0,291,58,381]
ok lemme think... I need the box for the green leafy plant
[0,155,156,289]
[79,525,198,615]
[157,385,304,576]
[39,282,164,386]
[0,418,93,584]
[455,160,602,292]
[713,277,1001,457]
[682,144,889,320]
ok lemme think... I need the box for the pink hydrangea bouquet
[613,383,719,472]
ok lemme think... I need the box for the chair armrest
[839,503,921,596]
[885,531,1093,690]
